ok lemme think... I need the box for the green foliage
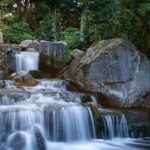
[2,22,34,44]
[0,0,149,55]
[37,14,60,41]
[61,27,80,50]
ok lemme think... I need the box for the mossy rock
[81,95,92,103]
[29,70,44,79]
[12,71,38,87]
[15,79,37,87]
[85,102,100,138]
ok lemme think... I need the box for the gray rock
[26,48,37,51]
[64,38,150,108]
[71,49,84,59]
[40,40,67,67]
[0,80,6,88]
[7,51,17,73]
[11,71,37,86]
[0,44,20,52]
[19,40,39,49]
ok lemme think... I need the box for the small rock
[29,70,44,79]
[71,49,84,59]
[19,40,39,49]
[11,71,37,86]
[0,80,6,88]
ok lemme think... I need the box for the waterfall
[15,52,39,72]
[0,93,96,149]
[0,79,149,150]
[101,114,129,139]
[36,80,67,91]
[44,105,95,142]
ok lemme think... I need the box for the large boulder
[39,41,67,77]
[64,39,150,108]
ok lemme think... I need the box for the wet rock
[6,132,27,150]
[86,102,100,137]
[0,80,6,88]
[0,70,4,79]
[11,71,37,86]
[125,111,150,137]
[39,41,67,77]
[32,125,46,150]
[81,95,92,103]
[29,70,44,79]
[0,49,11,79]
[64,38,150,108]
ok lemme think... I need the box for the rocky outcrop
[0,46,13,79]
[0,44,20,52]
[10,71,37,86]
[40,41,67,77]
[64,38,150,108]
[71,49,84,59]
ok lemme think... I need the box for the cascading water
[101,114,129,139]
[15,51,39,72]
[0,80,149,150]
[0,91,96,149]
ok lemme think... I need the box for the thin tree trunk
[134,10,150,55]
[17,2,22,20]
[22,0,29,23]
[80,7,88,42]
[51,9,58,41]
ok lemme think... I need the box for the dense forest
[0,0,150,56]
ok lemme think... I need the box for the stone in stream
[64,38,150,108]
[10,71,37,86]
[6,132,27,150]
[32,125,46,150]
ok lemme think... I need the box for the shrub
[61,27,80,51]
[2,22,34,44]
[37,14,60,41]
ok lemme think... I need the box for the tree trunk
[52,10,58,41]
[17,2,22,20]
[22,0,29,23]
[134,10,150,55]
[80,7,88,42]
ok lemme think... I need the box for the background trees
[0,0,150,56]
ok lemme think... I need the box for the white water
[0,80,149,150]
[0,92,96,149]
[102,114,129,139]
[15,52,39,72]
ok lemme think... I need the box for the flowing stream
[15,52,39,72]
[0,80,149,150]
